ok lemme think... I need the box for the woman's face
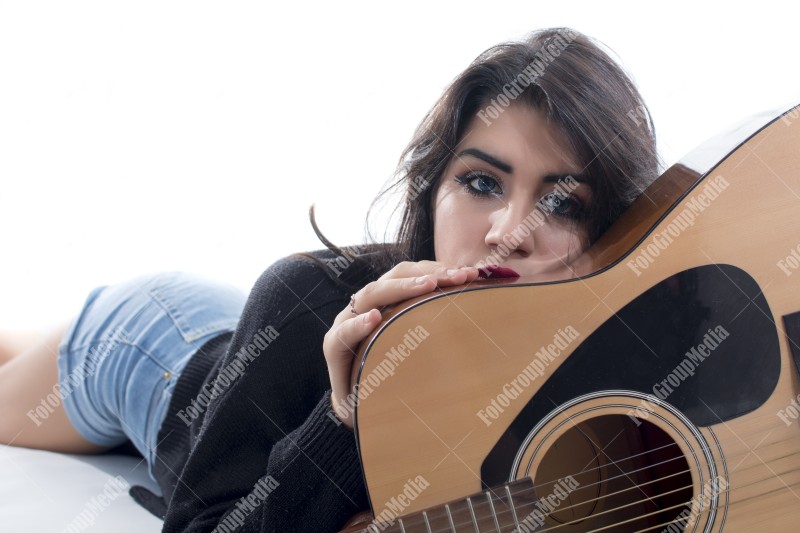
[432,103,593,278]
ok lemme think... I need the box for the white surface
[1,1,799,333]
[0,445,163,532]
[678,101,800,175]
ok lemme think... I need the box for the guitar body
[349,105,800,532]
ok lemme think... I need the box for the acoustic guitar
[342,103,800,532]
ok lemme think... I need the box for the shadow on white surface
[0,443,163,532]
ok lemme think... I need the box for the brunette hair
[294,27,660,289]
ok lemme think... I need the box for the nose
[485,201,536,258]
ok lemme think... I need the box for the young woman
[0,27,659,532]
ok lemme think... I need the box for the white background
[1,1,798,331]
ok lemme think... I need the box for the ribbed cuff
[292,390,364,499]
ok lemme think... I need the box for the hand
[323,261,480,429]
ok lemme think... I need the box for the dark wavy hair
[294,27,661,290]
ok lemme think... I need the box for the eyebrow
[456,147,590,185]
[457,148,513,173]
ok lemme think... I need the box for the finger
[434,266,482,286]
[377,260,448,281]
[325,309,381,418]
[340,275,437,321]
[325,309,381,370]
[335,266,480,327]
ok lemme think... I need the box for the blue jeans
[56,271,247,482]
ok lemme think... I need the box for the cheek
[433,198,455,262]
[534,223,590,257]
[434,194,486,263]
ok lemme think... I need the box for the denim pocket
[147,271,246,343]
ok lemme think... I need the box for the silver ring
[349,294,358,315]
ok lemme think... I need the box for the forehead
[456,103,581,172]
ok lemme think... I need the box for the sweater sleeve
[161,255,370,532]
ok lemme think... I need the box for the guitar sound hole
[533,414,694,532]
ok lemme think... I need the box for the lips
[477,264,520,279]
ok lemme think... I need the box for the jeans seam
[147,286,240,343]
[70,339,174,374]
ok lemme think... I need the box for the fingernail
[415,275,429,284]
[446,269,460,276]
[362,310,373,323]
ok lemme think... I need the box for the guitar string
[361,468,694,533]
[522,440,681,491]
[362,446,800,533]
[582,471,794,533]
[358,418,800,532]
[577,497,715,533]
[442,413,796,502]
[365,467,800,533]
[450,407,791,501]
[438,440,682,512]
[629,514,698,533]
[518,455,800,533]
[381,456,800,533]
[366,480,724,533]
[384,441,679,530]
[404,470,698,533]
[521,440,683,494]
[526,482,706,533]
[427,478,704,533]
[440,452,793,533]
[362,456,692,525]
[368,450,688,531]
[514,467,694,519]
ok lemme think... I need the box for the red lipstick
[477,264,520,279]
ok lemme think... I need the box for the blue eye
[453,172,590,221]
[454,172,502,197]
[539,192,588,220]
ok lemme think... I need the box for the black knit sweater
[128,247,384,532]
